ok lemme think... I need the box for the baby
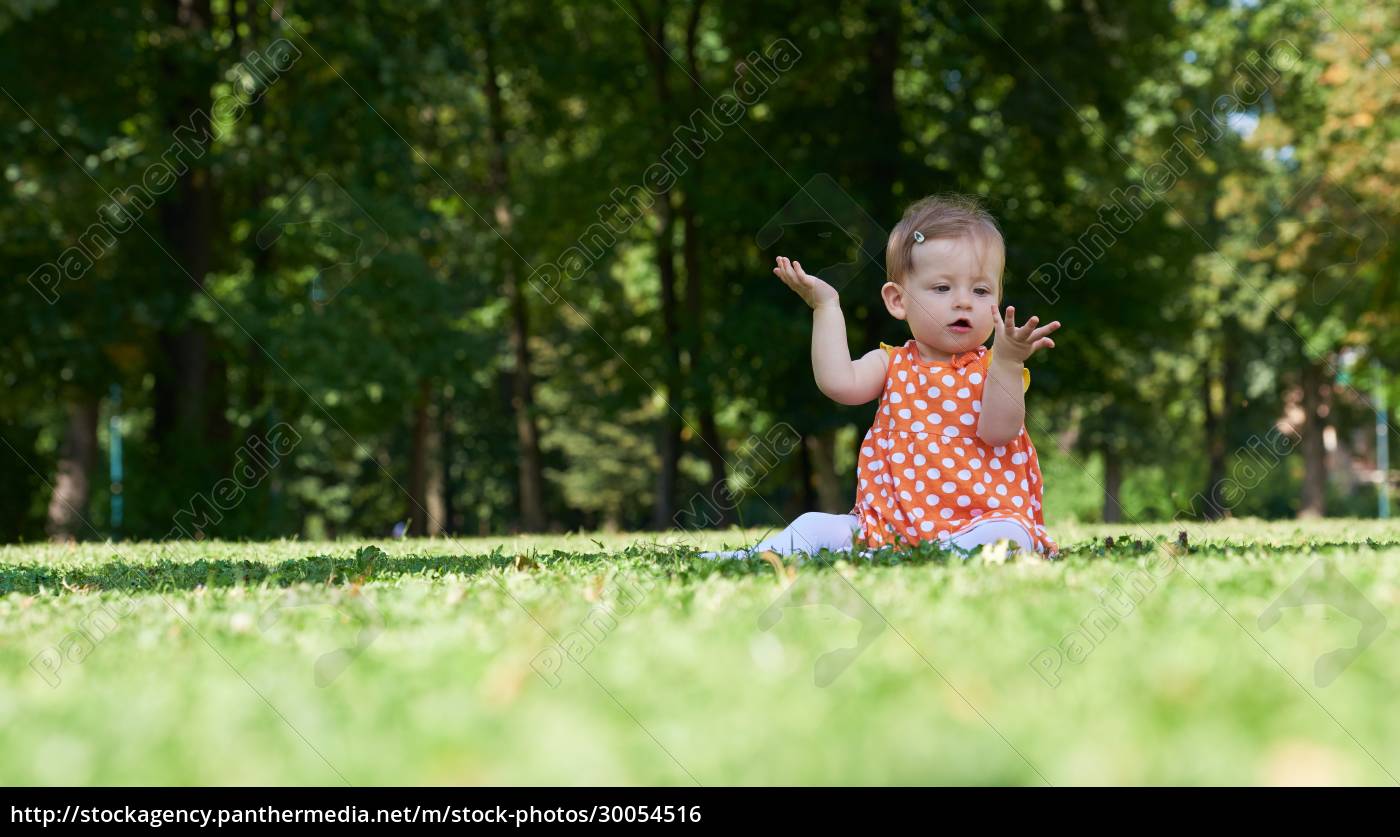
[706,195,1060,559]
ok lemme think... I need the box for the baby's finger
[1034,337,1056,352]
[1028,321,1061,342]
[1018,315,1040,339]
[1004,305,1017,332]
[777,256,796,284]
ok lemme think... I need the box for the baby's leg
[698,512,860,560]
[946,519,1036,554]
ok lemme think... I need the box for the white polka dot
[903,468,916,480]
[1004,470,1015,482]
[912,507,925,519]
[995,484,1008,496]
[913,454,926,466]
[920,520,934,532]
[973,483,986,495]
[989,458,1001,469]
[957,387,971,398]
[926,388,940,399]
[1020,479,1029,491]
[982,473,992,484]
[864,493,875,503]
[987,497,1000,508]
[914,481,925,491]
[957,469,971,480]
[925,495,941,506]
[969,459,981,469]
[898,369,908,381]
[942,400,957,412]
[914,400,928,410]
[941,457,955,468]
[900,491,912,501]
[972,400,982,412]
[890,391,903,404]
[862,446,875,457]
[994,446,1007,456]
[860,478,868,489]
[954,447,965,456]
[1012,452,1027,465]
[940,508,954,519]
[869,460,884,471]
[942,374,956,386]
[969,372,983,384]
[960,414,975,426]
[894,509,904,521]
[941,481,957,493]
[943,427,959,437]
[928,413,942,424]
[957,495,971,507]
[911,422,925,432]
[926,469,940,480]
[906,383,915,394]
[1012,496,1024,508]
[898,409,912,419]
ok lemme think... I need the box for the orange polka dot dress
[849,340,1057,555]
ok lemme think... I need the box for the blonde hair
[885,194,1004,290]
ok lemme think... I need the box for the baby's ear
[881,282,906,320]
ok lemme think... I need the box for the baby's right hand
[774,256,839,310]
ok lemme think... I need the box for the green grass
[2,518,1399,785]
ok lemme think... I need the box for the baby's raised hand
[774,256,839,310]
[992,305,1060,364]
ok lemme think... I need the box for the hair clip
[912,231,925,243]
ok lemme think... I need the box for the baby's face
[884,231,1003,359]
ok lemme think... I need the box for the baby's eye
[974,287,991,296]
[933,284,950,293]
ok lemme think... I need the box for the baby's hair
[885,194,1004,290]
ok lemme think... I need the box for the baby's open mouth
[948,318,972,333]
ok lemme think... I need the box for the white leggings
[698,512,1035,560]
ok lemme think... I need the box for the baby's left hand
[992,305,1060,364]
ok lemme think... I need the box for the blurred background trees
[2,0,1395,542]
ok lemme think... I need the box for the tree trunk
[860,0,903,347]
[407,380,445,537]
[46,394,100,542]
[154,0,222,479]
[798,434,816,513]
[638,4,683,529]
[678,1,728,527]
[480,11,546,532]
[1299,360,1328,518]
[440,400,457,535]
[1102,444,1123,524]
[1201,354,1226,520]
[806,430,845,513]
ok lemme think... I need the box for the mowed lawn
[2,518,1398,786]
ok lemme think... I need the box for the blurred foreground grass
[2,518,1398,785]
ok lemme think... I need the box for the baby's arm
[775,257,887,405]
[978,305,1060,446]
